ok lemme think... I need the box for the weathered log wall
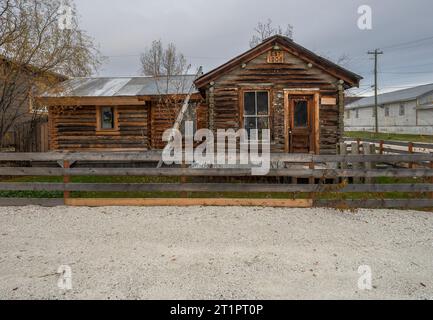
[149,102,179,150]
[196,103,208,130]
[205,50,341,154]
[49,105,149,151]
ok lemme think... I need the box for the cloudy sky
[74,0,433,96]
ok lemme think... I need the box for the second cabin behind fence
[37,35,362,154]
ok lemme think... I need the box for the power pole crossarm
[368,49,383,133]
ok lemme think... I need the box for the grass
[0,176,180,199]
[0,175,431,200]
[344,131,433,143]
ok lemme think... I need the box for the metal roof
[346,83,433,109]
[41,75,198,98]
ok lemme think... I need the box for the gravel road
[0,206,432,300]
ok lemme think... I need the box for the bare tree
[0,0,102,148]
[140,40,192,135]
[318,51,351,68]
[249,18,294,48]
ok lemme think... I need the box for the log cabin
[194,35,362,155]
[38,35,362,154]
[38,75,204,151]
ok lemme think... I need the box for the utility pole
[368,49,383,133]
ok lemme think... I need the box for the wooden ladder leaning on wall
[157,66,203,168]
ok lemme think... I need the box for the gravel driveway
[0,206,432,300]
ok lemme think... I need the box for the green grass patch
[0,176,430,200]
[0,176,180,199]
[345,131,433,143]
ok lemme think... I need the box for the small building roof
[40,75,198,98]
[346,83,433,109]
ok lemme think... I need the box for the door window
[293,100,308,127]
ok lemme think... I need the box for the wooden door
[287,95,314,153]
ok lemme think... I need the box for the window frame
[399,104,405,116]
[240,89,272,136]
[96,105,120,135]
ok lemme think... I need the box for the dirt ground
[0,205,432,300]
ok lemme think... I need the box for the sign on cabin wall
[267,50,285,64]
[321,97,337,105]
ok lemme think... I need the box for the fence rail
[0,151,432,209]
[343,137,433,155]
[1,151,432,163]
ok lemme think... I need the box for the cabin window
[355,109,359,118]
[385,106,390,117]
[399,104,405,116]
[97,106,119,133]
[101,107,115,129]
[346,110,350,119]
[243,91,269,137]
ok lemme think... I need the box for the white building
[345,83,433,135]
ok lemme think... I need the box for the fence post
[370,143,377,169]
[63,160,70,201]
[363,143,372,184]
[339,142,348,184]
[356,138,361,151]
[430,161,433,200]
[408,142,414,169]
[351,142,360,184]
[379,140,384,154]
[309,151,315,185]
[180,161,188,198]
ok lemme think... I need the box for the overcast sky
[74,0,433,96]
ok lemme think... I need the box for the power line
[381,35,433,50]
[347,87,374,97]
[380,71,433,75]
[381,61,433,71]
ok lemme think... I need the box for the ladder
[157,66,203,168]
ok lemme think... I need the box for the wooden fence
[13,119,50,153]
[344,137,433,155]
[0,152,432,209]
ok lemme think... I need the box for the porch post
[208,83,215,133]
[338,82,345,143]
